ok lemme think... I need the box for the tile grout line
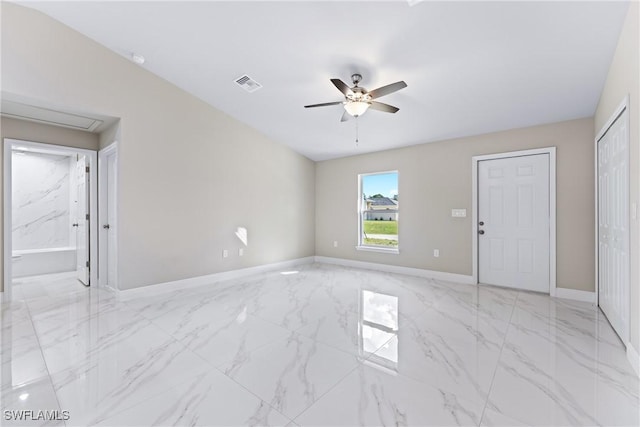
[81,295,254,425]
[477,291,520,426]
[120,276,363,424]
[210,327,383,425]
[93,305,275,426]
[210,364,296,425]
[276,281,478,423]
[33,287,208,426]
[284,305,409,424]
[286,353,364,423]
[209,331,309,425]
[21,294,68,426]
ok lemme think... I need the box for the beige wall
[1,3,316,290]
[316,118,595,292]
[594,2,640,350]
[1,2,630,325]
[98,120,121,150]
[0,117,99,292]
[1,117,99,150]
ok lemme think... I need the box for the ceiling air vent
[234,75,262,93]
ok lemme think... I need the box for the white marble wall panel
[12,151,74,251]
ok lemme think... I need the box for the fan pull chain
[355,117,359,147]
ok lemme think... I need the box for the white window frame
[356,170,400,254]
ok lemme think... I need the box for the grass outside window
[363,220,397,235]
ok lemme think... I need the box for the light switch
[451,209,467,218]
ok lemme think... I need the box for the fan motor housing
[348,86,370,101]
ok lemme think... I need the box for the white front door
[598,108,629,343]
[478,154,550,292]
[76,155,90,285]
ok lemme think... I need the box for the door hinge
[86,166,90,173]
[86,261,90,268]
[86,214,89,220]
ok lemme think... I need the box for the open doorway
[3,139,98,300]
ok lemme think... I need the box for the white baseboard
[120,256,315,296]
[627,342,640,378]
[554,287,596,303]
[314,256,474,284]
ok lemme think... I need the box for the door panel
[107,153,117,287]
[489,186,504,225]
[76,155,89,285]
[598,108,629,343]
[517,239,534,273]
[517,184,534,227]
[489,239,504,271]
[478,154,550,292]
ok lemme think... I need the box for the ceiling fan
[304,74,407,122]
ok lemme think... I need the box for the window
[358,171,398,252]
[359,289,398,370]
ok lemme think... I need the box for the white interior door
[106,152,117,287]
[598,108,629,343]
[76,155,90,285]
[478,154,550,292]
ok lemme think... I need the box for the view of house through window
[359,171,398,248]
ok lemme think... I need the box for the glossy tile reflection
[1,264,638,426]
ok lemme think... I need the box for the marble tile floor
[1,265,638,426]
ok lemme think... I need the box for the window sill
[355,245,400,255]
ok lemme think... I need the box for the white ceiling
[19,1,629,161]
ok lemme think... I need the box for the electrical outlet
[333,241,338,247]
[223,249,228,258]
[433,249,440,258]
[239,248,244,256]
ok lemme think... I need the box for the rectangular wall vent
[234,75,262,93]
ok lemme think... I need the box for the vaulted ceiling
[19,1,629,160]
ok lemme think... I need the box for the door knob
[72,223,79,227]
[103,224,110,230]
[479,221,484,226]
[478,230,485,235]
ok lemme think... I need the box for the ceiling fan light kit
[344,101,370,117]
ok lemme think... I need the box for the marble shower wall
[12,151,75,251]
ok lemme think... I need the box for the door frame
[471,147,557,295]
[98,141,118,290]
[3,138,98,300]
[594,94,630,343]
